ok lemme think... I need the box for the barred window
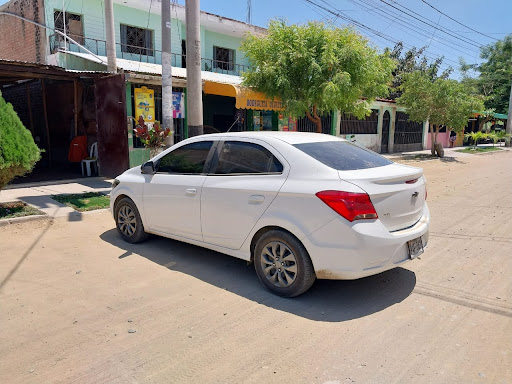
[54,11,83,44]
[120,24,154,56]
[214,46,234,70]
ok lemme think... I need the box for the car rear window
[293,141,392,171]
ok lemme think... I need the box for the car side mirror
[141,161,155,175]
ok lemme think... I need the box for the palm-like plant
[488,131,499,146]
[494,130,511,146]
[464,131,485,147]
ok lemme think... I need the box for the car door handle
[248,194,265,204]
[185,188,197,196]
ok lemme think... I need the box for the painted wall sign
[278,114,297,131]
[134,86,155,122]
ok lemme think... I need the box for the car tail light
[316,191,378,222]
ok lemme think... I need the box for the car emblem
[412,192,419,198]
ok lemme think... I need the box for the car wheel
[114,197,149,244]
[254,230,316,297]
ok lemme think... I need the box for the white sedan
[110,132,429,297]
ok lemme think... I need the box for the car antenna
[226,116,240,132]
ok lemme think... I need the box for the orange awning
[204,81,284,111]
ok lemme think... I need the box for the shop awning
[204,81,284,111]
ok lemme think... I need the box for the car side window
[214,141,283,175]
[157,141,213,174]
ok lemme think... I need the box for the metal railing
[49,34,248,76]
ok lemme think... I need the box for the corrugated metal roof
[64,51,243,85]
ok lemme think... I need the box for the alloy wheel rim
[117,205,137,237]
[260,241,298,288]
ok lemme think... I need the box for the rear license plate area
[408,237,424,259]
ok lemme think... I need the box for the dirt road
[1,150,511,384]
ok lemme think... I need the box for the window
[214,46,235,71]
[214,141,283,175]
[294,141,392,171]
[120,24,154,56]
[181,39,186,68]
[54,11,84,44]
[157,141,213,174]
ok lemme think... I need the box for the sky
[2,0,510,78]
[189,0,512,79]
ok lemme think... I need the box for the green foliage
[397,72,484,134]
[0,91,41,189]
[0,201,44,219]
[51,192,110,212]
[241,20,395,128]
[459,35,512,114]
[386,42,452,99]
[456,147,501,154]
[493,130,511,146]
[464,131,486,147]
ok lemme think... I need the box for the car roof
[196,131,346,145]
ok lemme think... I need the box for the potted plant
[133,116,172,158]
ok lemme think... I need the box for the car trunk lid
[338,164,426,232]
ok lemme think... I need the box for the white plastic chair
[81,142,98,176]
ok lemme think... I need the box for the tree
[397,72,483,157]
[241,20,395,133]
[386,42,452,99]
[0,91,41,189]
[460,34,512,114]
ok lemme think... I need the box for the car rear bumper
[303,204,430,280]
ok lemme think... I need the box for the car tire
[114,197,149,244]
[254,230,316,297]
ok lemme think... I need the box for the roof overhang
[204,81,284,111]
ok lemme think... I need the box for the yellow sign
[134,86,155,122]
[204,81,284,111]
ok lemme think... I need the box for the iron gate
[393,112,424,152]
[381,110,390,153]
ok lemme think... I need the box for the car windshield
[293,141,392,171]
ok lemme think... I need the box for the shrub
[0,91,41,189]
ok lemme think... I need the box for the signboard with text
[134,86,155,122]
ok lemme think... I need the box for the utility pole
[104,0,117,72]
[185,0,203,137]
[162,0,174,145]
[506,82,512,147]
[246,0,252,24]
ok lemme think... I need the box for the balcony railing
[49,34,248,76]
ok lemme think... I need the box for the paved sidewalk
[383,145,511,160]
[0,177,113,219]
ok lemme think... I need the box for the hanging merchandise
[172,92,185,118]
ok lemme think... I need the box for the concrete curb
[0,214,51,227]
[4,177,111,190]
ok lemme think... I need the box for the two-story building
[0,0,429,180]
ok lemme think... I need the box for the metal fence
[296,114,332,135]
[49,34,248,76]
[393,111,424,151]
[339,109,379,134]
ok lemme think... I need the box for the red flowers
[133,116,171,148]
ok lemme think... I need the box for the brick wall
[0,0,46,63]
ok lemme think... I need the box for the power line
[346,0,479,58]
[302,0,462,72]
[421,0,499,42]
[377,0,483,48]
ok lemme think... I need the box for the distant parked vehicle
[110,132,430,297]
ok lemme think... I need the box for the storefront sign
[172,92,185,118]
[245,99,283,110]
[134,86,155,122]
